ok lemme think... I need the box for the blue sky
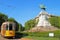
[0,0,60,25]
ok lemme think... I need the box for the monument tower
[37,5,51,27]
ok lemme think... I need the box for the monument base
[28,26,59,32]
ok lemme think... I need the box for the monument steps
[28,26,59,32]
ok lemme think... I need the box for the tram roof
[2,22,15,24]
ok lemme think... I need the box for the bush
[49,16,60,28]
[25,19,37,30]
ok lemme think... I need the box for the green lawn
[20,30,60,40]
[24,36,60,40]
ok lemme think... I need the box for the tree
[18,23,24,31]
[8,17,23,32]
[49,16,60,28]
[0,13,8,31]
[25,19,36,30]
[57,16,60,28]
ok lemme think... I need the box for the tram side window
[9,24,12,30]
[6,24,8,30]
[2,24,6,30]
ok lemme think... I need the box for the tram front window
[9,24,12,30]
[6,24,13,30]
[6,24,8,30]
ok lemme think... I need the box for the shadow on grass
[15,32,28,39]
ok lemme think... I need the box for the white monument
[28,5,58,32]
[37,5,51,27]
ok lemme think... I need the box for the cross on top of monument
[40,4,46,10]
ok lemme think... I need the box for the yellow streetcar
[1,22,16,38]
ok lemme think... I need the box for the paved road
[0,35,20,40]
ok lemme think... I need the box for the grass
[18,30,60,40]
[24,36,60,40]
[22,30,60,37]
